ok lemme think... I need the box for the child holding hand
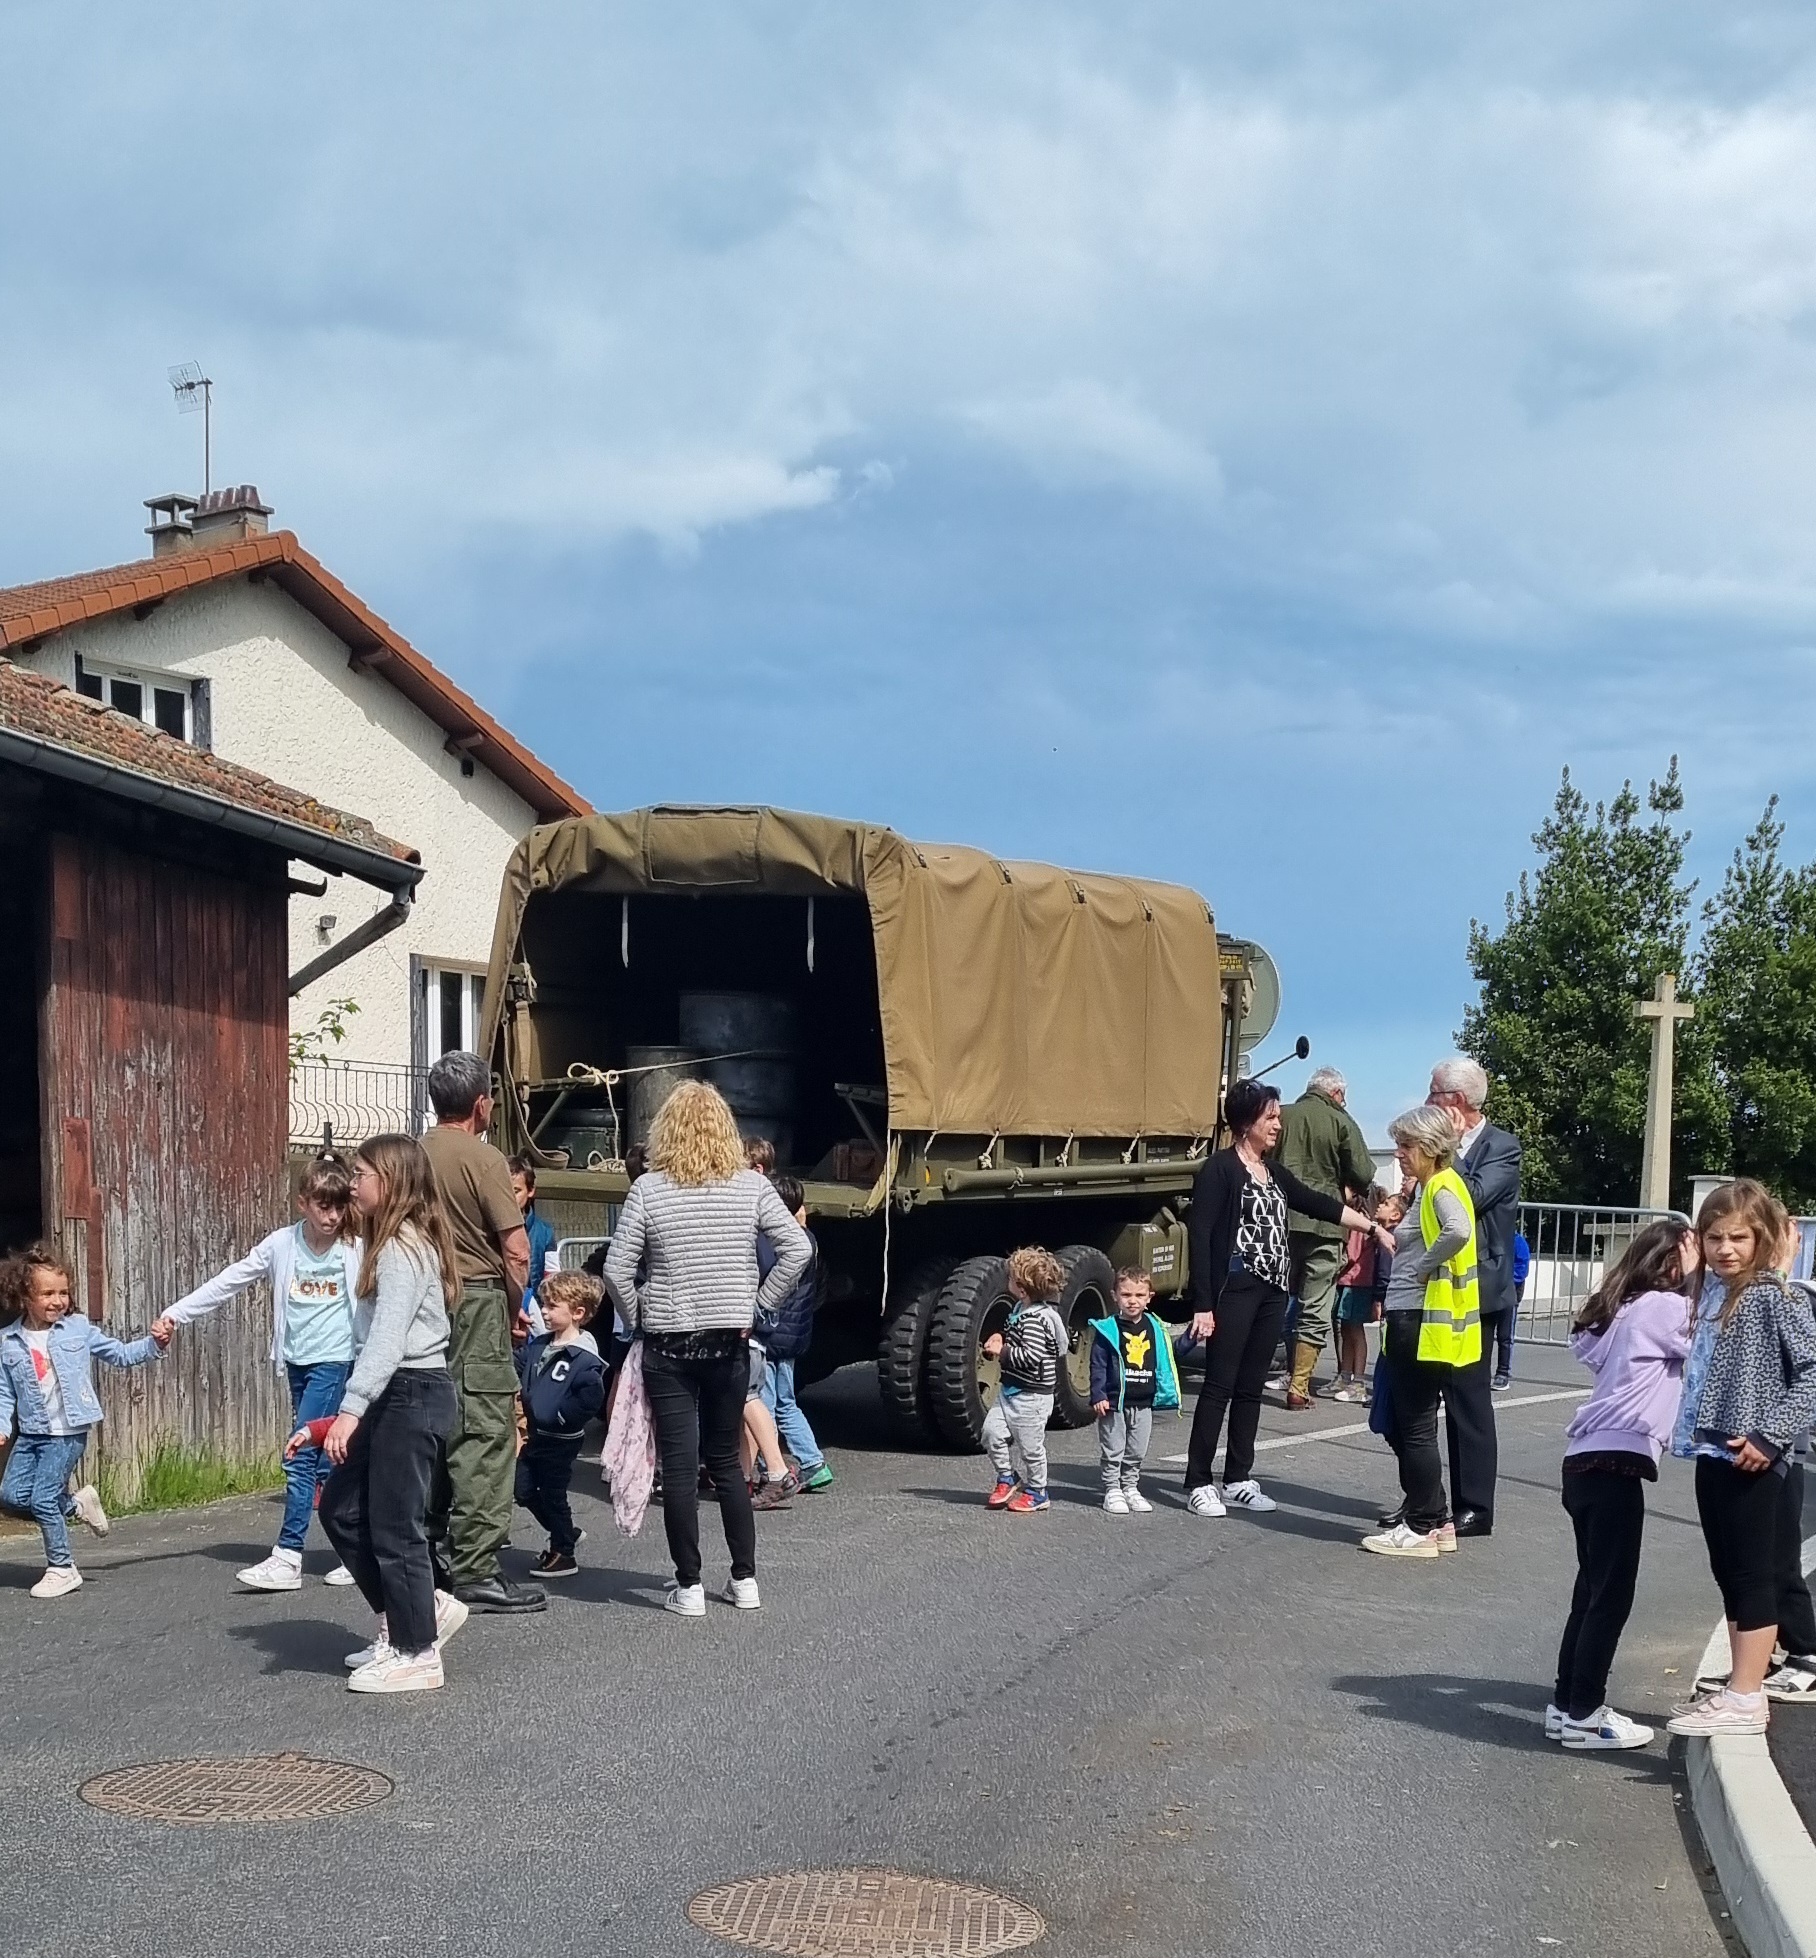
[0,1244,167,1598]
[1088,1267,1181,1515]
[981,1247,1069,1515]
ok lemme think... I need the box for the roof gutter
[0,724,423,895]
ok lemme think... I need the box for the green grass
[98,1444,284,1518]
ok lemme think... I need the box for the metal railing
[1513,1201,1685,1346]
[288,1059,428,1149]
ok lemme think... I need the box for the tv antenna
[168,362,213,493]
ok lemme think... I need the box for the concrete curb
[1686,1540,1816,1958]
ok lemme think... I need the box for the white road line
[1158,1386,1590,1465]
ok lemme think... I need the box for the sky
[5,3,1816,1140]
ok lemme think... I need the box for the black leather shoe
[1453,1510,1493,1538]
[453,1576,548,1613]
[1377,1502,1406,1529]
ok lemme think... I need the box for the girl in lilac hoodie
[1547,1219,1700,1752]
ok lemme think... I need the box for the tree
[1459,759,1725,1204]
[1689,799,1816,1207]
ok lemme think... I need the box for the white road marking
[1159,1387,1590,1464]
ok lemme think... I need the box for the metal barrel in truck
[479,804,1260,1450]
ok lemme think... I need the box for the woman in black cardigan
[1183,1078,1375,1516]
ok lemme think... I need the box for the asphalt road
[1,1343,1738,1958]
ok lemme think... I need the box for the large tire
[877,1255,959,1442]
[926,1254,1016,1450]
[1052,1245,1117,1429]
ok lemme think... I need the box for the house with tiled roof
[0,488,590,1112]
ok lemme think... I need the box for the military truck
[478,805,1268,1450]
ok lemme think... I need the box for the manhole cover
[687,1869,1045,1958]
[79,1752,394,1824]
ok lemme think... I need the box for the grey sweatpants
[1098,1405,1153,1491]
[982,1390,1054,1492]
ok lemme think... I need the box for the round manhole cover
[687,1868,1045,1958]
[79,1752,394,1824]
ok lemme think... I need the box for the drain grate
[79,1752,394,1824]
[687,1869,1045,1958]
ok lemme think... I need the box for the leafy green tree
[1459,759,1725,1203]
[1688,799,1816,1207]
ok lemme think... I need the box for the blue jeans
[759,1357,823,1472]
[282,1361,350,1552]
[1,1433,89,1566]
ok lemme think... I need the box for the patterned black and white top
[1236,1172,1291,1289]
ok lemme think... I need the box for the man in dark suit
[1428,1056,1522,1536]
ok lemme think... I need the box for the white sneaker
[1187,1485,1226,1519]
[345,1615,390,1668]
[664,1582,707,1617]
[30,1565,82,1599]
[434,1590,469,1647]
[237,1549,303,1592]
[1360,1521,1441,1559]
[1222,1480,1277,1513]
[69,1484,110,1536]
[1668,1690,1769,1737]
[720,1576,761,1610]
[347,1647,444,1694]
[322,1563,355,1587]
[1765,1661,1816,1703]
[1265,1370,1290,1392]
[1543,1703,1568,1741]
[1102,1489,1130,1516]
[1123,1488,1153,1513]
[1562,1706,1654,1751]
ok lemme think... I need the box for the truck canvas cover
[483,806,1222,1140]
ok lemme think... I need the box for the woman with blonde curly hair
[604,1080,810,1617]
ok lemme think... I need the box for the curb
[1686,1540,1816,1958]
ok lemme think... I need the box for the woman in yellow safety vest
[1361,1104,1481,1559]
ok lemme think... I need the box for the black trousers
[1443,1347,1499,1517]
[1554,1467,1647,1718]
[321,1367,458,1656]
[1184,1272,1288,1490]
[1487,1307,1515,1377]
[515,1433,586,1554]
[643,1340,756,1586]
[1695,1455,1781,1632]
[1777,1463,1816,1659]
[1384,1313,1450,1532]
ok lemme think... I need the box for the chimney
[189,484,273,548]
[144,491,199,557]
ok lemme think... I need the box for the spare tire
[1051,1245,1117,1429]
[876,1255,959,1442]
[926,1254,1015,1450]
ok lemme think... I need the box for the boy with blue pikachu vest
[1089,1267,1181,1515]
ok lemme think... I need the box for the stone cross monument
[1635,971,1694,1210]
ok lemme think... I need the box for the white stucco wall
[20,576,538,1080]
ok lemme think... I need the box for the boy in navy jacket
[514,1271,607,1577]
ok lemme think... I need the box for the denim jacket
[0,1316,161,1435]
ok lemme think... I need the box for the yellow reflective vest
[1416,1166,1482,1367]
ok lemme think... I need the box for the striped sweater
[603,1168,811,1336]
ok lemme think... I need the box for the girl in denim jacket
[0,1244,166,1599]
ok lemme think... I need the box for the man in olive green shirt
[420,1050,542,1613]
[1275,1067,1379,1408]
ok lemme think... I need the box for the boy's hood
[547,1329,600,1357]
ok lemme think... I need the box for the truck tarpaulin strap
[482,805,1224,1140]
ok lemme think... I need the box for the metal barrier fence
[288,1059,428,1150]
[1514,1201,1686,1345]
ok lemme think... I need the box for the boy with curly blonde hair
[981,1246,1068,1515]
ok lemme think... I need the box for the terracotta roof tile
[0,655,419,867]
[0,532,590,822]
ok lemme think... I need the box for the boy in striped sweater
[981,1247,1069,1515]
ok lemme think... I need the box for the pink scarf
[602,1342,657,1537]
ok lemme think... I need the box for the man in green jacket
[1275,1067,1380,1408]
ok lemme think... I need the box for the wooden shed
[0,657,421,1501]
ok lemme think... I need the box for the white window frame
[414,960,488,1066]
[74,653,195,743]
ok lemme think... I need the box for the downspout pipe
[288,890,413,997]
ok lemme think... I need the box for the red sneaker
[1005,1489,1051,1514]
[986,1478,1019,1509]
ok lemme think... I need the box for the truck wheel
[1052,1245,1117,1429]
[926,1254,1016,1450]
[877,1256,959,1441]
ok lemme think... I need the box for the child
[0,1244,167,1598]
[1545,1218,1697,1751]
[515,1270,607,1576]
[1333,1192,1398,1402]
[1088,1267,1181,1515]
[155,1150,363,1593]
[758,1175,831,1495]
[1666,1182,1816,1738]
[1495,1229,1531,1389]
[980,1247,1068,1515]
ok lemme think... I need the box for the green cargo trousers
[1287,1235,1345,1355]
[426,1280,519,1588]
